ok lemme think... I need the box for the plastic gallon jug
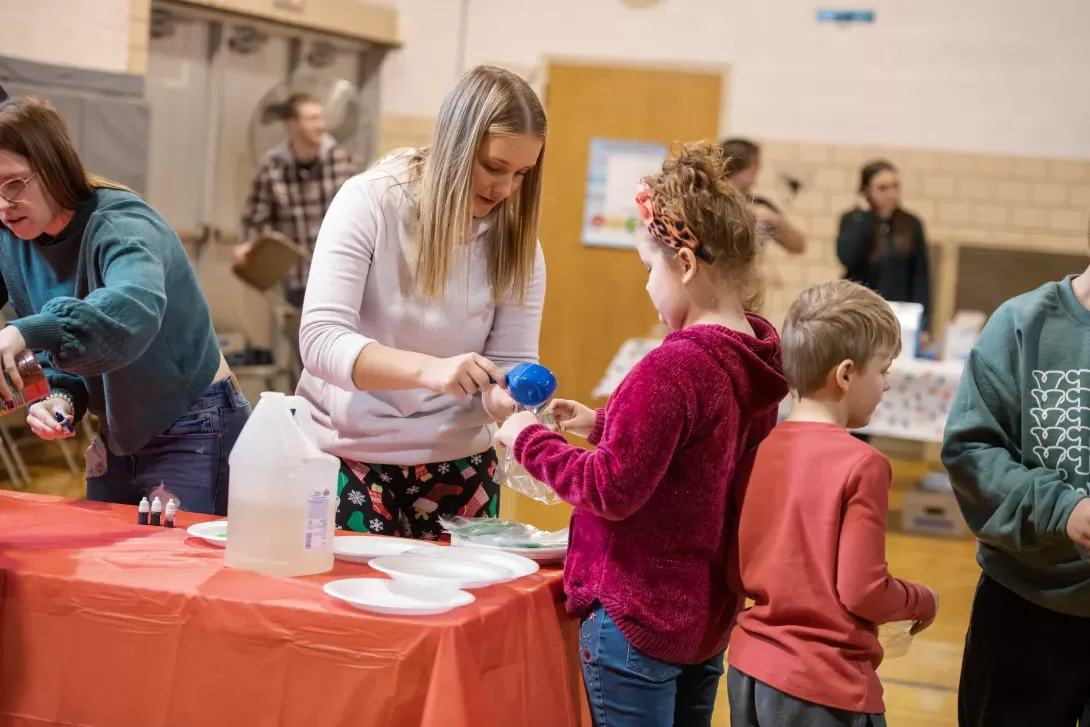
[225,393,339,577]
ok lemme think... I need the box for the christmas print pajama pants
[335,449,501,541]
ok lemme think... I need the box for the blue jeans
[85,377,250,515]
[580,603,725,727]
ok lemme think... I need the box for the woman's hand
[496,410,540,450]
[482,384,518,421]
[856,193,872,212]
[544,399,597,438]
[0,325,27,403]
[420,353,504,398]
[751,203,779,225]
[27,397,76,441]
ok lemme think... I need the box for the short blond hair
[782,280,901,395]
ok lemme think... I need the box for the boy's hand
[1067,498,1090,548]
[910,587,940,635]
[544,399,596,438]
[495,410,540,451]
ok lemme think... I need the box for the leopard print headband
[635,185,716,263]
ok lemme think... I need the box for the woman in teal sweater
[0,95,250,515]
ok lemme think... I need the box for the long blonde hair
[406,65,546,303]
[0,96,134,209]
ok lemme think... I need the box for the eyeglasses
[0,173,36,204]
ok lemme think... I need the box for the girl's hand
[856,193,872,212]
[544,399,596,438]
[482,383,518,421]
[27,397,75,441]
[495,410,540,450]
[421,353,504,398]
[0,325,26,404]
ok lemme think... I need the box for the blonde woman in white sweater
[296,65,547,540]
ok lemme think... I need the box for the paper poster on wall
[581,138,668,249]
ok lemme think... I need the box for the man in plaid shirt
[236,92,360,308]
[236,93,359,383]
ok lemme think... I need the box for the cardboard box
[901,489,972,539]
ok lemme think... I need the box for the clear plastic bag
[495,409,563,506]
[439,515,568,549]
[877,620,914,659]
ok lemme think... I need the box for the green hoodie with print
[942,275,1090,616]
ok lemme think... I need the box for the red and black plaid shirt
[238,139,360,293]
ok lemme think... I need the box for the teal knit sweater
[0,188,222,455]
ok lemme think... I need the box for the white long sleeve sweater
[295,151,546,465]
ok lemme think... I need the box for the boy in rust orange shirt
[727,280,939,726]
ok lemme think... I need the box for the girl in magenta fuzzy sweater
[496,142,788,727]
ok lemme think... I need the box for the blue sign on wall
[816,9,876,23]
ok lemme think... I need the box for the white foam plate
[407,545,540,581]
[450,535,567,565]
[369,553,511,589]
[323,578,474,616]
[187,520,228,548]
[334,536,439,563]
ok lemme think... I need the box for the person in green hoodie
[0,95,250,515]
[942,230,1090,727]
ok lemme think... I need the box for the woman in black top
[837,159,932,344]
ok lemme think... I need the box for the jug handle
[282,395,321,444]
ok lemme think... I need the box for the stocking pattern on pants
[336,449,501,540]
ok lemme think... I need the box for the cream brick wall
[0,0,150,76]
[375,115,1090,333]
[756,142,1090,330]
[128,0,151,75]
[375,115,436,157]
[0,0,132,73]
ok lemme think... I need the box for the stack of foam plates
[449,535,567,565]
[323,579,474,616]
[332,535,439,564]
[369,548,538,589]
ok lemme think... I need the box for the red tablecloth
[0,492,587,727]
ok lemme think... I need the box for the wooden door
[502,61,725,531]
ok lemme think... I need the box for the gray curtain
[0,56,149,193]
